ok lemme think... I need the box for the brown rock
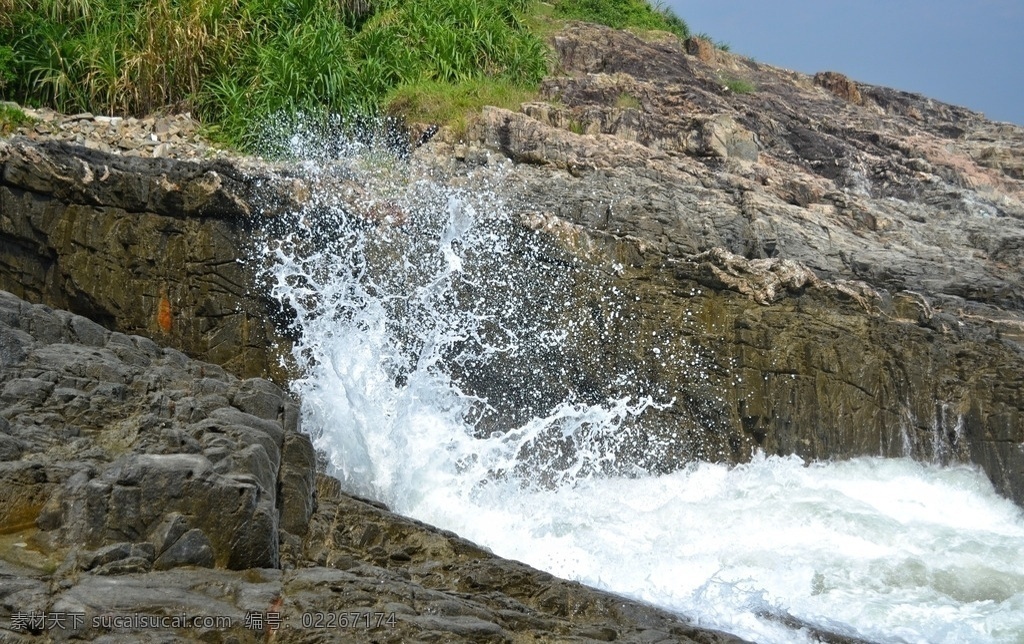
[685,36,716,63]
[814,70,863,105]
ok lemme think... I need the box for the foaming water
[441,456,1024,644]
[262,145,1024,643]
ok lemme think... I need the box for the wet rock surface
[423,23,1023,505]
[0,137,308,380]
[0,290,742,641]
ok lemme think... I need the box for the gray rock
[0,433,25,460]
[278,431,317,535]
[153,529,215,570]
[0,462,53,531]
[230,378,286,421]
[0,377,53,406]
[149,512,190,555]
[0,292,303,571]
[83,542,154,571]
[0,325,30,368]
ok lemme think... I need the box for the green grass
[0,0,548,150]
[615,92,641,110]
[721,75,756,95]
[385,77,539,141]
[553,0,688,38]
[0,103,33,134]
[0,0,706,152]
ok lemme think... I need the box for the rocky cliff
[446,24,1023,504]
[1,19,1022,642]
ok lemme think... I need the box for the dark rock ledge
[0,137,306,383]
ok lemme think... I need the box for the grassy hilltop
[0,0,690,150]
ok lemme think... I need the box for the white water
[261,145,1024,643]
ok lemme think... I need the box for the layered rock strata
[0,138,304,380]
[439,23,1023,503]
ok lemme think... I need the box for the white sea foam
[262,150,1024,644]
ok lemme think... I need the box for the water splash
[259,135,1024,643]
[261,147,680,504]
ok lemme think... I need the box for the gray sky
[666,1,1024,125]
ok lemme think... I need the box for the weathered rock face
[0,139,306,380]
[0,289,314,572]
[477,24,1024,306]
[421,23,1024,504]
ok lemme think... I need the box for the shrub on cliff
[0,46,12,93]
[0,103,32,134]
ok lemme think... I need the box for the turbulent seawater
[261,141,1024,644]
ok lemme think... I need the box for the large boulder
[0,290,314,571]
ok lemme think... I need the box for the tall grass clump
[2,0,248,115]
[695,31,730,51]
[0,0,548,150]
[553,0,689,38]
[213,0,549,148]
[720,74,756,94]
